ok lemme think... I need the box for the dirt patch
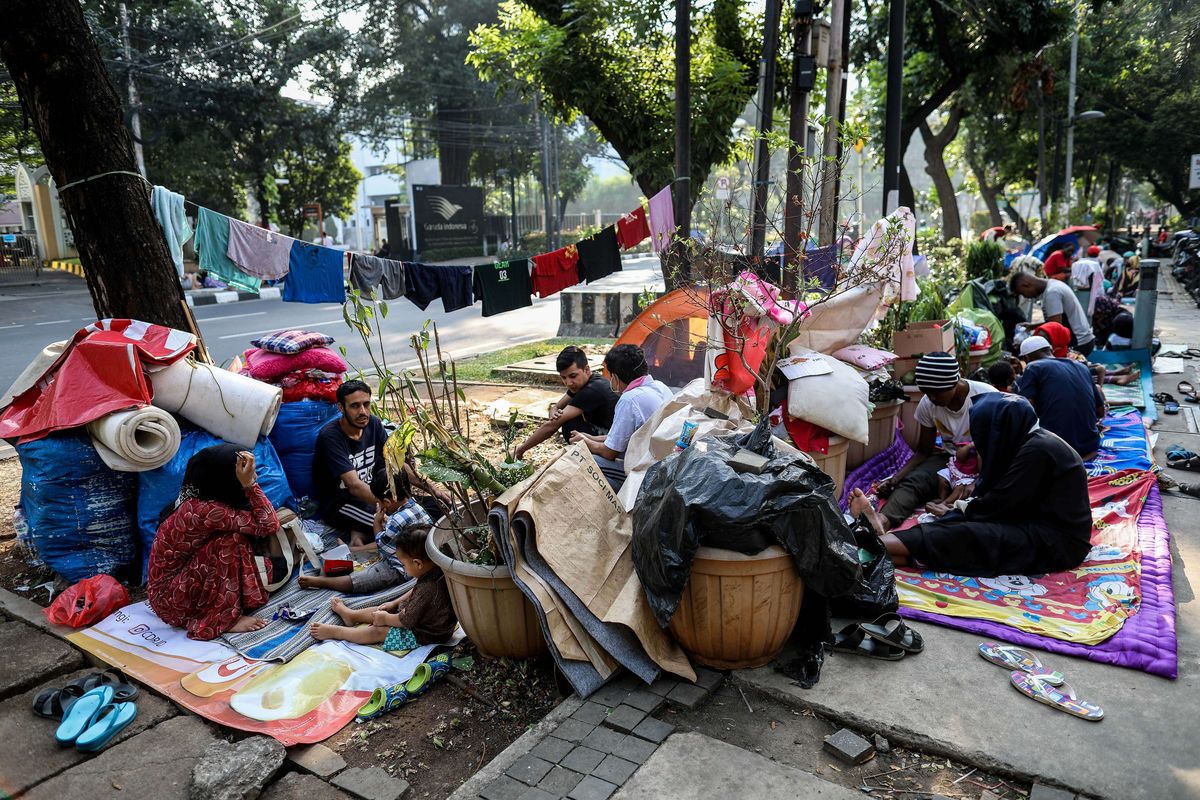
[326,650,561,799]
[668,683,1032,799]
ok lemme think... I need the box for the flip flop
[1009,672,1104,721]
[978,642,1064,685]
[831,623,906,661]
[1179,381,1200,403]
[32,683,85,719]
[1153,393,1181,414]
[55,686,113,746]
[75,701,137,752]
[1166,446,1200,471]
[860,612,925,654]
[355,662,434,723]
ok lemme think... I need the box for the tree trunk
[2,0,188,330]
[1002,198,1032,240]
[899,165,916,214]
[965,144,1003,227]
[919,105,963,243]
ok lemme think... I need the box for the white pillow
[785,345,870,444]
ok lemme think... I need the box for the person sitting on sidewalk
[850,394,1091,577]
[309,524,457,649]
[513,346,618,461]
[1010,271,1096,356]
[1016,336,1105,459]
[873,352,997,529]
[571,344,672,491]
[300,471,431,593]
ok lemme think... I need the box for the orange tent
[614,288,710,387]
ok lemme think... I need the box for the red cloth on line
[616,206,650,249]
[0,319,195,443]
[147,485,278,641]
[531,245,581,298]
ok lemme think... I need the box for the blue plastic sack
[268,400,341,500]
[136,425,295,581]
[17,431,137,583]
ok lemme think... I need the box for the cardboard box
[891,320,955,357]
[889,356,920,382]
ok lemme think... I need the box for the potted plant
[341,297,546,659]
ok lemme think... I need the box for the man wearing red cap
[1070,246,1104,317]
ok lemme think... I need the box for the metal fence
[0,234,41,285]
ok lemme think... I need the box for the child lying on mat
[300,472,431,594]
[310,523,457,650]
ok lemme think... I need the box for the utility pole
[783,1,814,291]
[674,0,691,244]
[817,0,846,244]
[831,0,852,229]
[1062,3,1080,223]
[749,0,784,258]
[536,94,552,249]
[881,0,905,215]
[119,2,146,178]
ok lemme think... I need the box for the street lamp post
[1061,109,1106,221]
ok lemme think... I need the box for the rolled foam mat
[87,406,182,472]
[150,358,282,449]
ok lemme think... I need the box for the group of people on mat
[145,342,674,642]
[849,348,1106,579]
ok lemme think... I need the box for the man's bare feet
[849,489,890,535]
[228,615,267,633]
[310,622,339,641]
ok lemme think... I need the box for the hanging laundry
[195,208,260,293]
[531,245,580,298]
[404,262,441,310]
[576,226,622,284]
[227,218,294,280]
[798,244,839,291]
[473,259,533,317]
[349,253,406,300]
[438,265,475,313]
[616,205,650,249]
[151,186,193,278]
[283,241,346,304]
[647,186,675,253]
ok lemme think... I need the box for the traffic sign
[1190,154,1200,190]
[715,176,731,200]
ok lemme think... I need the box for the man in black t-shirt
[513,346,617,461]
[312,380,389,546]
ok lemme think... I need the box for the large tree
[2,0,188,329]
[468,0,762,200]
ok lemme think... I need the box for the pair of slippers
[33,669,140,752]
[355,653,453,723]
[1167,445,1200,472]
[1156,383,1200,414]
[831,613,924,661]
[979,642,1103,721]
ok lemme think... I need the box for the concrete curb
[186,287,273,307]
[447,695,584,800]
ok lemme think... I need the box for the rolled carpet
[149,358,283,449]
[87,406,182,472]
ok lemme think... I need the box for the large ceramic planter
[805,435,849,499]
[427,509,547,660]
[846,399,904,469]
[668,545,804,670]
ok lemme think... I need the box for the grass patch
[447,337,614,384]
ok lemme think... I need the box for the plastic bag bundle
[45,575,130,628]
[631,420,864,627]
[17,431,137,582]
[267,400,341,499]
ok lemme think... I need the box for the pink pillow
[243,346,348,382]
[832,345,897,371]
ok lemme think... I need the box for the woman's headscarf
[1034,321,1072,358]
[969,394,1040,495]
[159,444,250,524]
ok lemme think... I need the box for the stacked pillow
[241,330,346,403]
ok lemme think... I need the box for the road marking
[196,311,268,323]
[35,319,71,326]
[217,320,344,340]
[0,324,23,329]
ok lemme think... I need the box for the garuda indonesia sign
[412,184,484,251]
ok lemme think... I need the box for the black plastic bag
[632,419,863,628]
[827,515,900,619]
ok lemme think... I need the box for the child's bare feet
[228,615,267,633]
[330,597,362,626]
[310,622,339,640]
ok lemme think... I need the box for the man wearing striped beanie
[874,352,998,527]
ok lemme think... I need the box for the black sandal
[831,623,907,661]
[1179,381,1199,403]
[31,683,85,719]
[76,668,139,702]
[860,612,925,654]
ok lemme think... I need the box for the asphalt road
[0,257,659,391]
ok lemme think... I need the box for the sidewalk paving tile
[23,715,217,800]
[571,701,610,725]
[516,788,556,800]
[288,743,348,778]
[530,735,575,764]
[330,766,410,800]
[560,746,605,774]
[480,775,528,800]
[579,727,626,755]
[618,690,662,714]
[664,682,707,709]
[552,718,596,743]
[629,718,673,745]
[644,677,679,697]
[590,755,637,786]
[262,773,356,800]
[505,754,554,787]
[0,667,178,796]
[1029,784,1077,800]
[609,736,656,766]
[0,620,83,700]
[599,704,645,734]
[589,684,630,707]
[567,775,617,800]
[693,667,724,691]
[537,765,584,796]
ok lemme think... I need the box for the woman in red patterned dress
[148,445,278,640]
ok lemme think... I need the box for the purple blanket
[900,485,1177,679]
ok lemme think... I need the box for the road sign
[1,234,14,243]
[715,176,731,200]
[1190,154,1200,190]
